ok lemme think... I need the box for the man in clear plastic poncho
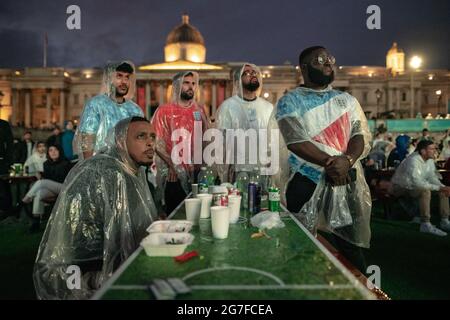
[151,71,208,214]
[216,63,274,182]
[34,117,157,299]
[274,46,372,273]
[74,61,144,159]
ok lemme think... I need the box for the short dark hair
[415,140,434,153]
[24,131,32,135]
[299,46,326,66]
[422,128,429,133]
[130,116,149,123]
[184,72,194,78]
[116,62,134,74]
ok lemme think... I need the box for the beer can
[248,183,260,214]
[268,187,280,212]
[213,193,228,207]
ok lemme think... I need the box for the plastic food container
[141,233,195,257]
[146,220,193,234]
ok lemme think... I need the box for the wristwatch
[344,154,354,167]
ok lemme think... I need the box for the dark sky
[0,0,448,69]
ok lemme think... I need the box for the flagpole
[43,32,47,68]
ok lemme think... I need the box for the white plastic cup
[210,206,230,239]
[196,193,213,219]
[184,198,201,225]
[227,195,242,224]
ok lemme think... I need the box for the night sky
[0,0,448,69]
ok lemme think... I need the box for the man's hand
[167,167,178,182]
[325,156,351,186]
[439,186,450,197]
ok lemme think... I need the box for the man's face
[113,71,131,97]
[48,146,60,161]
[302,48,336,86]
[422,144,437,160]
[37,143,46,154]
[53,128,60,135]
[66,121,74,131]
[180,75,196,101]
[423,130,429,137]
[23,133,31,141]
[126,121,155,167]
[241,65,260,92]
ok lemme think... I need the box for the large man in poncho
[274,46,372,272]
[33,117,158,299]
[216,63,274,182]
[75,61,144,159]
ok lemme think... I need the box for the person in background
[420,128,433,142]
[60,120,77,161]
[407,138,418,155]
[390,140,450,236]
[46,126,62,148]
[387,135,410,168]
[24,141,47,177]
[14,131,34,163]
[0,119,14,217]
[22,145,71,232]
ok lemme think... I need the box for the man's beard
[307,65,334,86]
[115,86,129,98]
[180,90,194,101]
[242,79,260,92]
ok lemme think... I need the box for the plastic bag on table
[250,211,286,231]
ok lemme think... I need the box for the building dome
[166,15,205,45]
[386,42,405,75]
[387,42,404,55]
[164,15,206,63]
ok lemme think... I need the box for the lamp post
[375,89,382,119]
[409,56,422,118]
[436,90,442,115]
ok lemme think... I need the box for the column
[59,90,65,128]
[417,89,422,116]
[159,81,165,106]
[387,88,393,111]
[11,89,18,125]
[145,81,151,119]
[395,88,400,110]
[46,89,52,127]
[211,81,217,116]
[25,90,31,128]
[199,81,204,106]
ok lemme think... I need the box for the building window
[74,94,79,105]
[402,92,407,101]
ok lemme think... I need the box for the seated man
[390,140,450,236]
[33,117,158,299]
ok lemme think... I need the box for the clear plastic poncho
[33,117,157,300]
[215,63,274,181]
[151,71,208,195]
[271,86,372,248]
[73,61,143,159]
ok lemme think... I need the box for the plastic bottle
[235,169,250,209]
[197,167,209,193]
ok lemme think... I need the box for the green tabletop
[93,200,374,300]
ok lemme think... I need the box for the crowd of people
[0,48,448,300]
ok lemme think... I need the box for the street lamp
[375,89,382,119]
[409,56,422,118]
[436,89,442,115]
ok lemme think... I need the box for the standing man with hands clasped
[275,46,372,272]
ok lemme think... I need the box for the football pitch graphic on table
[92,200,374,300]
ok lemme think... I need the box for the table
[92,199,374,300]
